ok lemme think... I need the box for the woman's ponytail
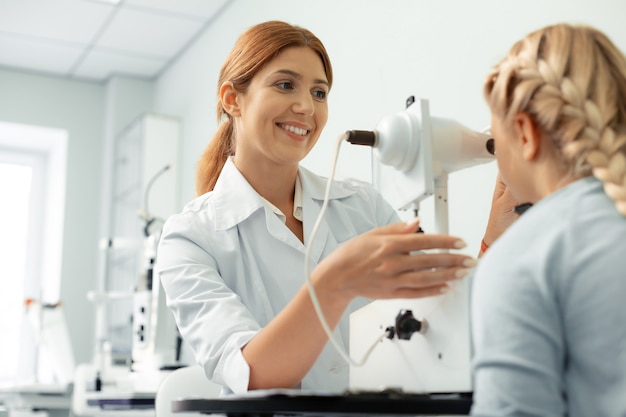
[195,118,234,196]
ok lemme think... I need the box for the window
[0,121,68,385]
[0,161,32,381]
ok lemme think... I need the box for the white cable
[304,132,389,367]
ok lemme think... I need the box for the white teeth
[279,124,308,136]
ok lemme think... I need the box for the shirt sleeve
[155,211,260,395]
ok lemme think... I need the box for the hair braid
[485,23,626,216]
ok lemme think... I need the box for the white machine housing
[349,97,494,394]
[350,281,471,393]
[131,232,179,373]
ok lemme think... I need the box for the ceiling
[0,0,231,83]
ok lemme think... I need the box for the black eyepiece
[346,130,377,147]
[486,138,495,155]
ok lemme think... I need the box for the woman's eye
[313,89,327,100]
[276,81,293,90]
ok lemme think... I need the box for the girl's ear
[514,112,541,161]
[220,81,241,117]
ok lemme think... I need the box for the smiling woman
[220,45,330,236]
[154,20,483,396]
[194,21,333,197]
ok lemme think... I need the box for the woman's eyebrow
[273,69,329,87]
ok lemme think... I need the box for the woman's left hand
[482,174,520,251]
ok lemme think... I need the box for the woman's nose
[292,92,315,116]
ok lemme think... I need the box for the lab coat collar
[298,163,357,201]
[211,158,357,231]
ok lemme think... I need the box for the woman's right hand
[311,218,476,305]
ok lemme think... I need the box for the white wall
[153,0,626,256]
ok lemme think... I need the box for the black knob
[395,309,424,340]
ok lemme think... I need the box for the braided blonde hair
[484,23,626,215]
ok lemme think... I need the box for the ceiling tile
[0,0,115,45]
[0,0,226,82]
[72,47,167,81]
[94,6,204,58]
[0,33,83,76]
[124,0,229,20]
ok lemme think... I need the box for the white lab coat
[156,158,399,395]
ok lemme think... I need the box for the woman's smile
[278,123,309,136]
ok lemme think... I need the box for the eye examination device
[347,96,494,395]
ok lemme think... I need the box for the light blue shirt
[156,158,399,395]
[471,177,626,417]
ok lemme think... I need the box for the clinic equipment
[73,164,182,416]
[347,97,494,394]
[88,164,180,375]
[131,164,180,373]
[346,96,494,230]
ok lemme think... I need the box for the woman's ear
[220,81,241,117]
[514,112,542,161]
